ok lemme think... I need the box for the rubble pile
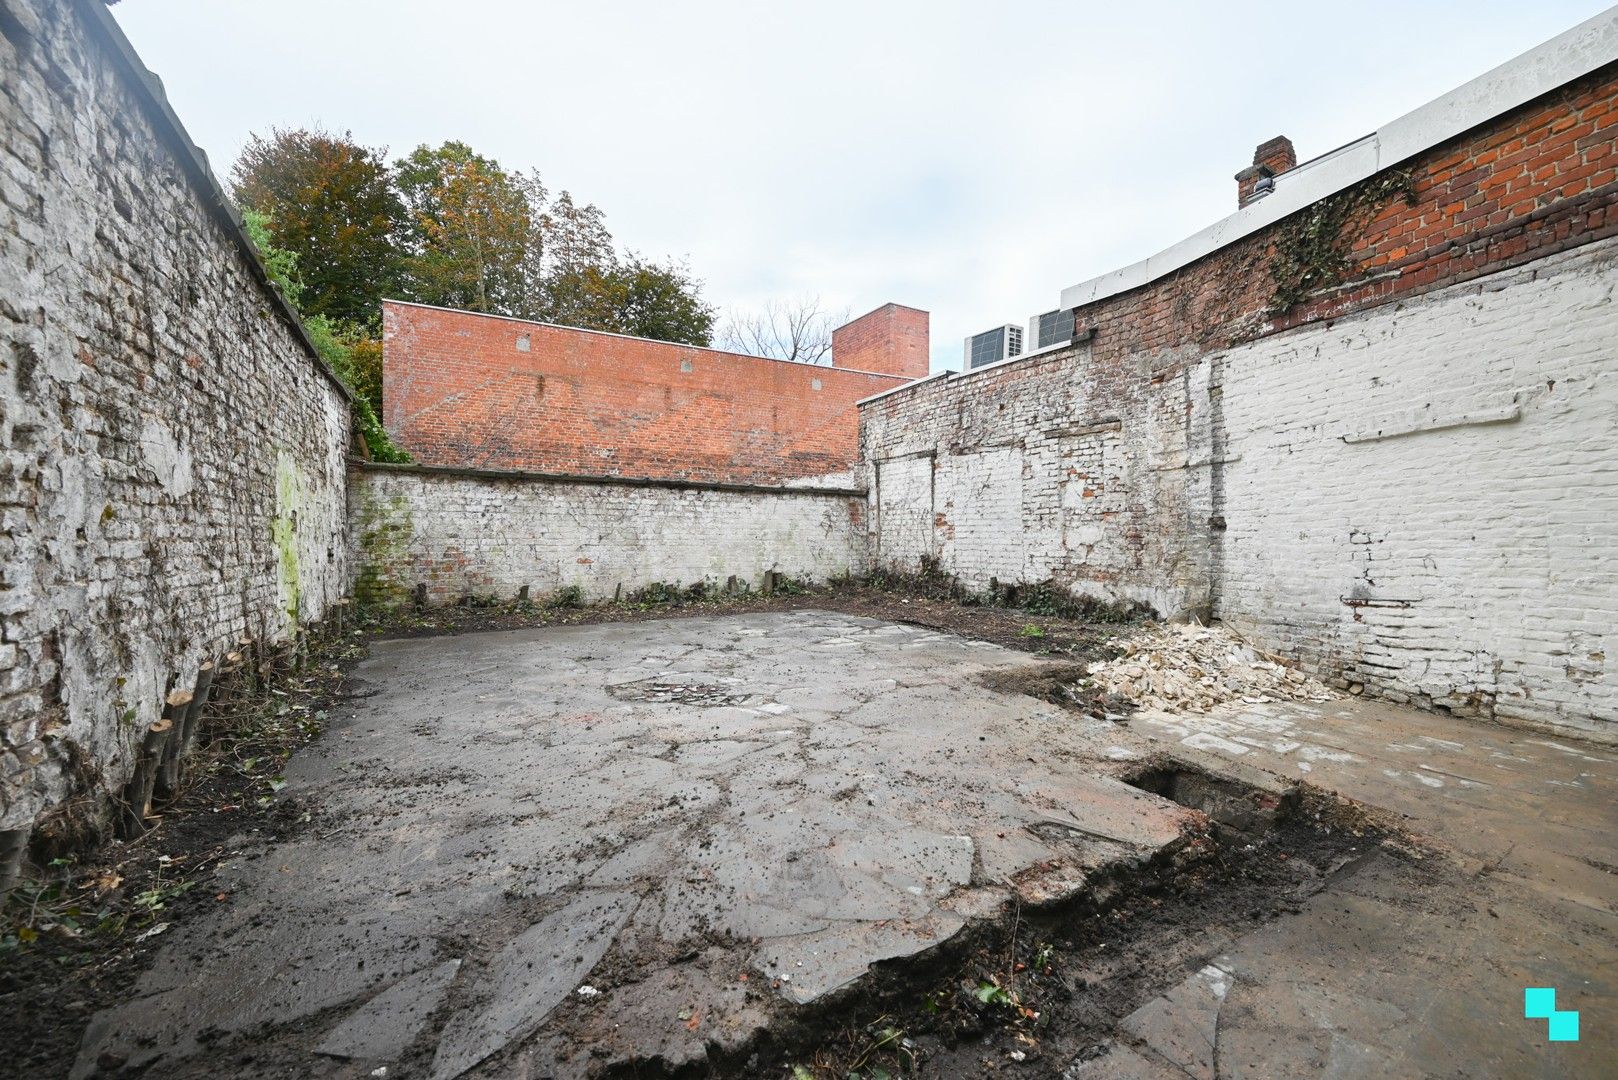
[1089,623,1336,713]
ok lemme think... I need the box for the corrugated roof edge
[78,0,354,405]
[1057,8,1618,312]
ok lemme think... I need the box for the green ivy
[1268,169,1416,315]
[241,207,410,463]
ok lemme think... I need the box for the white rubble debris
[1088,623,1336,713]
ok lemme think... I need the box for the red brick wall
[1070,61,1618,360]
[382,303,910,484]
[831,304,931,379]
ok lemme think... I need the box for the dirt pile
[1089,623,1336,713]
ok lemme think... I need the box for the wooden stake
[239,635,258,693]
[180,661,216,758]
[154,690,194,798]
[0,828,25,904]
[119,717,174,838]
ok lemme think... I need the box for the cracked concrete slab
[318,959,462,1062]
[73,611,1198,1077]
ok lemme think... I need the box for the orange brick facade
[382,303,919,484]
[830,304,930,380]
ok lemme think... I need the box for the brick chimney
[1235,136,1296,207]
[831,304,929,380]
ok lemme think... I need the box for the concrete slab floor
[72,612,1199,1078]
[69,613,1618,1078]
[1085,700,1618,1079]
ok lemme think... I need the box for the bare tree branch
[718,297,851,365]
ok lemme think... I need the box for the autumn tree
[393,142,536,314]
[231,128,402,325]
[719,297,850,364]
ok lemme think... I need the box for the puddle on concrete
[606,676,747,706]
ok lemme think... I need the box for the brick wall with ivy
[861,61,1618,738]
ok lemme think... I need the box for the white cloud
[112,0,1614,370]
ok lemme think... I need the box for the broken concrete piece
[753,908,967,1004]
[317,959,462,1061]
[431,892,636,1080]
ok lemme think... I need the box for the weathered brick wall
[0,0,352,833]
[830,304,931,379]
[1213,240,1618,737]
[861,61,1618,737]
[861,348,1206,618]
[383,301,910,485]
[350,464,866,605]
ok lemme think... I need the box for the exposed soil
[0,630,368,1080]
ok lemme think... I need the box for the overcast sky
[112,1,1612,371]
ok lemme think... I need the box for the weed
[624,581,682,607]
[548,584,584,609]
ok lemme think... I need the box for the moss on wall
[353,486,414,610]
[272,451,304,626]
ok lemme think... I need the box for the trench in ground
[631,760,1404,1079]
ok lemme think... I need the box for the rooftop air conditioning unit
[964,324,1023,370]
[1031,307,1076,350]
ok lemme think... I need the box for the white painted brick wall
[351,467,866,604]
[859,239,1617,739]
[1210,239,1618,736]
[1,1,352,830]
[874,455,934,569]
[939,446,1025,590]
[861,344,1204,616]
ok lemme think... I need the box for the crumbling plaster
[0,0,351,831]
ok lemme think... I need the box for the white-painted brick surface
[0,1,351,830]
[861,345,1206,616]
[1211,240,1618,737]
[859,240,1617,739]
[350,467,866,604]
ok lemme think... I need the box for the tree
[719,297,850,364]
[611,257,716,345]
[538,191,615,278]
[240,207,406,462]
[231,128,402,325]
[542,257,714,346]
[394,142,535,314]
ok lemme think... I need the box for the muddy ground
[0,585,1428,1079]
[0,631,366,1078]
